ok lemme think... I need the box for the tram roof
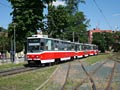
[27,34,74,43]
[27,35,97,46]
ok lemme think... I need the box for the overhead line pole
[13,23,16,63]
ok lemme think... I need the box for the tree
[8,0,45,41]
[46,5,68,38]
[0,31,9,54]
[7,0,52,53]
[60,0,88,42]
[0,27,6,32]
[102,32,114,50]
[63,0,85,14]
[64,12,89,42]
[92,32,116,52]
[112,31,120,52]
[92,33,106,52]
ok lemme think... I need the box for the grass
[0,65,57,90]
[0,62,27,71]
[82,53,112,65]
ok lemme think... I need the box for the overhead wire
[93,0,113,30]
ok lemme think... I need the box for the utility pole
[73,32,74,42]
[10,37,13,62]
[13,23,16,63]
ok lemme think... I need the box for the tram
[26,35,98,65]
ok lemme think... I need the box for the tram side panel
[26,37,76,64]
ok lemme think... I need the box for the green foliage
[58,0,88,42]
[113,31,120,43]
[7,0,88,52]
[0,31,9,53]
[7,0,48,52]
[46,5,68,38]
[63,0,85,14]
[8,0,45,40]
[46,5,88,42]
[45,0,88,42]
[112,31,120,52]
[0,27,6,31]
[92,33,106,52]
[103,32,114,50]
[113,43,120,52]
[43,0,56,4]
[92,32,120,52]
[64,12,88,42]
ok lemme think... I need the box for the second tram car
[26,35,98,65]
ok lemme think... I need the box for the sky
[0,0,120,31]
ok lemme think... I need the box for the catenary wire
[93,0,113,30]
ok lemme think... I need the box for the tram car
[26,35,98,65]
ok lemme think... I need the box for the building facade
[88,28,112,44]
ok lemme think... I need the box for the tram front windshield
[27,38,43,53]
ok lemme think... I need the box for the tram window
[88,45,91,50]
[45,39,52,50]
[75,44,80,51]
[28,45,39,52]
[67,43,71,51]
[86,45,89,50]
[79,44,82,51]
[75,44,78,51]
[51,40,54,50]
[55,46,58,50]
[64,42,67,51]
[71,44,75,51]
[59,42,62,50]
[60,42,65,50]
[86,45,88,50]
[40,42,44,50]
[82,45,85,50]
[28,38,40,43]
[90,45,93,50]
[54,40,59,50]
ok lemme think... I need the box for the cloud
[113,13,120,16]
[52,1,66,7]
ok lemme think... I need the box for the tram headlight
[36,56,39,58]
[27,56,29,58]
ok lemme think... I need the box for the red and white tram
[26,35,98,65]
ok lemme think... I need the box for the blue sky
[79,0,120,30]
[0,0,120,31]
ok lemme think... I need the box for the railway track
[36,60,108,90]
[0,66,40,77]
[75,60,117,90]
[60,60,103,90]
[105,62,116,90]
[78,61,97,90]
[60,62,71,90]
[35,61,72,90]
[33,53,120,90]
[73,60,108,90]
